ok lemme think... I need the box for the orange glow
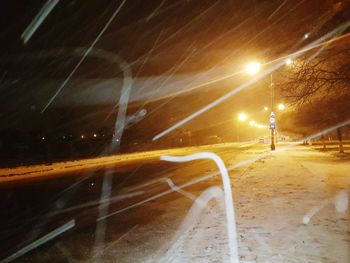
[245,62,261,75]
[238,113,248,122]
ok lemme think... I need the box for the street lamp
[245,62,261,75]
[278,103,286,111]
[238,113,248,122]
[269,74,276,150]
[270,59,292,150]
[285,58,292,65]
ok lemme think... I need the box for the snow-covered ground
[5,143,349,263]
[92,144,349,263]
[0,142,256,183]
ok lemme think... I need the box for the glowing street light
[285,58,292,65]
[245,62,261,75]
[278,103,286,111]
[249,120,256,127]
[264,106,269,111]
[238,113,248,122]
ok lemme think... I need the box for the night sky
[0,0,349,148]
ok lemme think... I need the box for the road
[0,142,349,262]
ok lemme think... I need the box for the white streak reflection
[2,220,75,263]
[161,152,239,263]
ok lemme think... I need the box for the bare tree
[281,47,350,153]
[282,48,350,105]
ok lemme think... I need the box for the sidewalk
[232,145,349,262]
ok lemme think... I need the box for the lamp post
[270,59,291,150]
[245,61,273,146]
[269,74,276,150]
[245,59,291,151]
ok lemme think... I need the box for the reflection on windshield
[0,1,349,262]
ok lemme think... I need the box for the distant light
[62,135,66,139]
[90,182,95,187]
[304,33,309,39]
[285,58,292,65]
[245,62,261,75]
[249,120,256,127]
[41,136,45,140]
[278,103,286,110]
[81,135,85,139]
[93,133,97,138]
[238,113,248,122]
[264,106,269,111]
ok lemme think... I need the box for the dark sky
[0,0,349,135]
[2,0,348,74]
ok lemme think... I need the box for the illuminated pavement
[0,142,349,262]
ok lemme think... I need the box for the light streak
[99,224,139,255]
[47,190,144,218]
[2,219,75,263]
[93,170,114,257]
[140,44,197,108]
[161,178,199,203]
[267,0,287,20]
[303,190,349,224]
[304,119,350,141]
[152,74,260,141]
[21,0,60,44]
[302,199,330,225]
[92,49,136,257]
[146,0,166,21]
[160,152,239,263]
[109,57,133,152]
[41,0,127,113]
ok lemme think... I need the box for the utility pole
[270,74,276,151]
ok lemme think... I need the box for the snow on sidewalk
[233,145,349,263]
[94,145,349,263]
